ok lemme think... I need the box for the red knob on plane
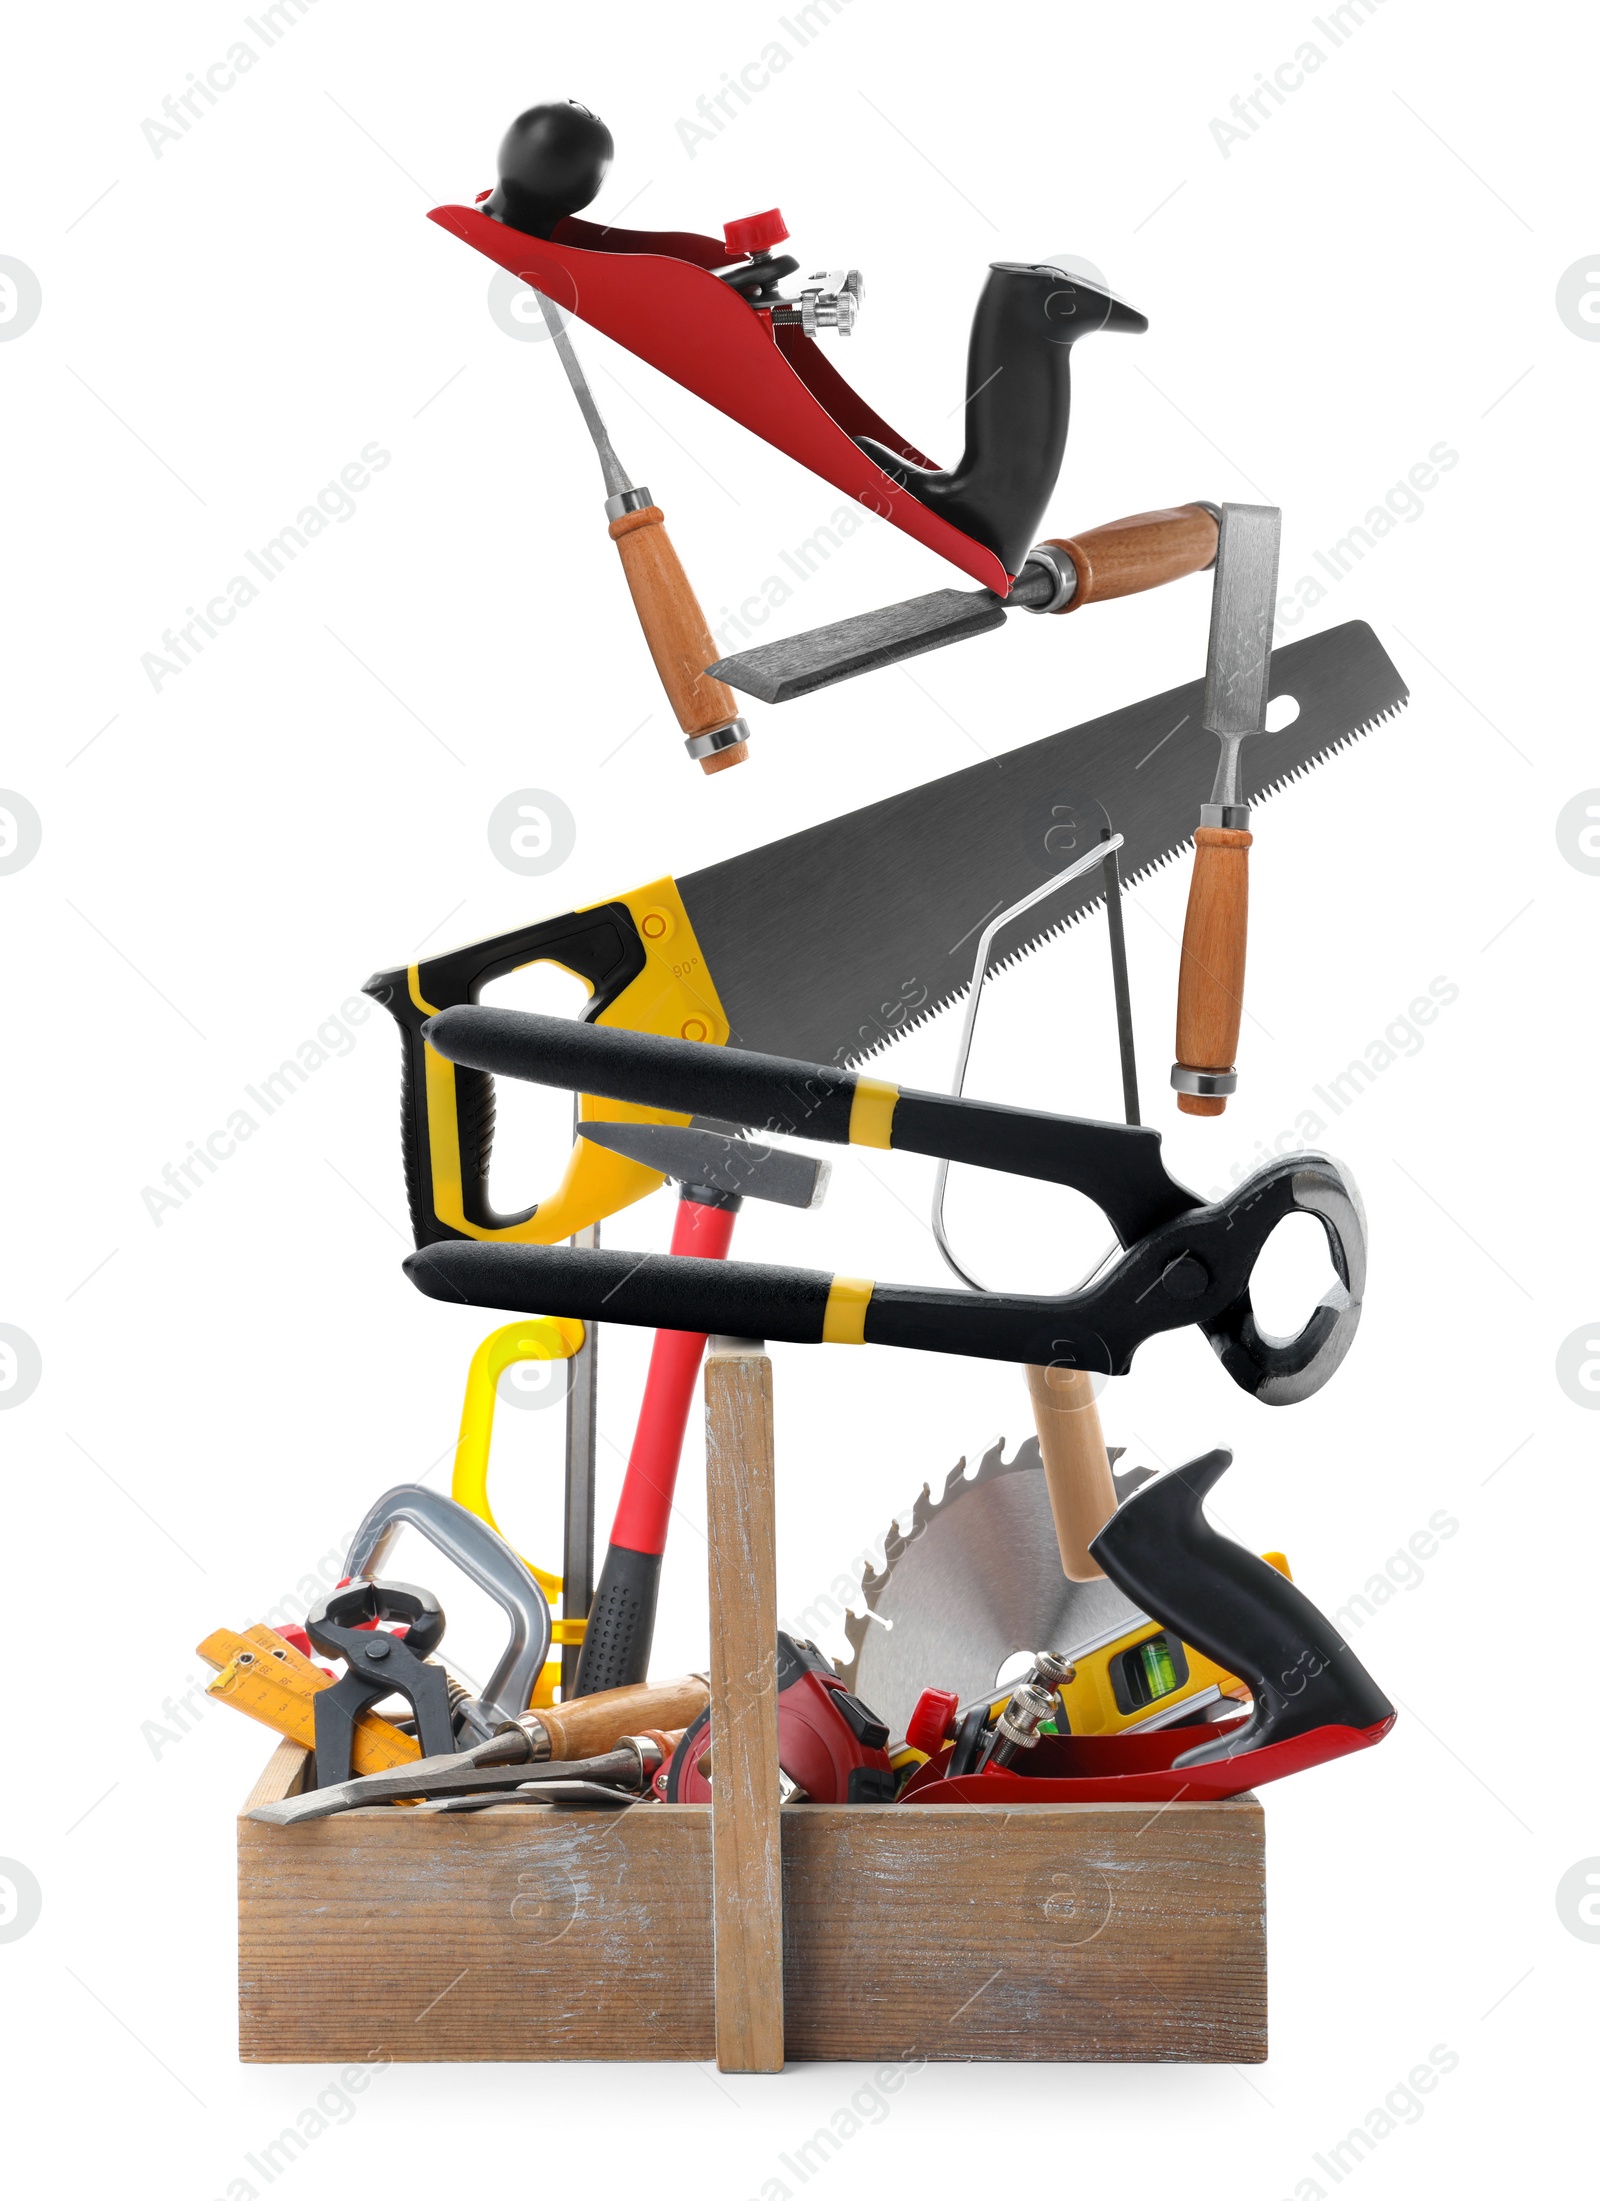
[905,1687,961,1758]
[723,208,789,257]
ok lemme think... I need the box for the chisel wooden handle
[608,504,748,773]
[1174,825,1251,1117]
[1025,1364,1118,1581]
[522,1672,710,1761]
[1041,503,1217,612]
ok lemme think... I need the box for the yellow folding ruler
[197,1622,420,1773]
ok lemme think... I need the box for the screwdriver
[533,290,750,773]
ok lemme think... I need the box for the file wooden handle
[1174,825,1251,1117]
[609,504,747,773]
[1042,503,1218,612]
[528,1673,711,1760]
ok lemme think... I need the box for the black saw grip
[363,904,648,1247]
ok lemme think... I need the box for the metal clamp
[603,484,654,521]
[344,1485,552,1739]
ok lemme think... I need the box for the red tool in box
[898,1449,1396,1804]
[569,1122,829,1697]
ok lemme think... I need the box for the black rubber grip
[423,1007,861,1144]
[571,1542,660,1697]
[405,1241,835,1341]
[362,904,648,1249]
[1090,1449,1395,1763]
[889,1092,1192,1247]
[424,1010,1198,1252]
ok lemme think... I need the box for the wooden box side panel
[238,1767,1265,2065]
[782,1800,1266,2064]
[239,1801,716,2063]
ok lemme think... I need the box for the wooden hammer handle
[609,505,747,774]
[1024,1363,1118,1581]
[1041,503,1218,613]
[1174,826,1251,1117]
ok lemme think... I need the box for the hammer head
[578,1121,829,1210]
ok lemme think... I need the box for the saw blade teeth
[836,673,1407,1071]
[836,1430,1132,1696]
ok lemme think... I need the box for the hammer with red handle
[569,1121,829,1697]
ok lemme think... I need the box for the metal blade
[578,1121,830,1209]
[709,587,1009,703]
[838,1437,1157,1743]
[677,620,1407,1065]
[533,291,635,504]
[415,1780,639,1812]
[1203,504,1281,814]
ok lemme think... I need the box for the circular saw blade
[839,1437,1153,1742]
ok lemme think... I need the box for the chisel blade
[708,587,1009,702]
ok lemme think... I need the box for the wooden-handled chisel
[1171,504,1282,1116]
[533,291,750,773]
[707,503,1219,703]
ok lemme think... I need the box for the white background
[1,2,1594,2194]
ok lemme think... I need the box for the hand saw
[364,621,1406,1249]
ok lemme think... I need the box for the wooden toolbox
[235,1346,1267,2066]
[239,1743,1264,2064]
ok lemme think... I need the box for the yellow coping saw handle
[452,1320,588,1704]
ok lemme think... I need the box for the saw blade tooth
[836,684,1401,1065]
[1249,700,1397,810]
[842,1426,1114,1703]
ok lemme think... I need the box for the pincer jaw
[1202,1155,1368,1406]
